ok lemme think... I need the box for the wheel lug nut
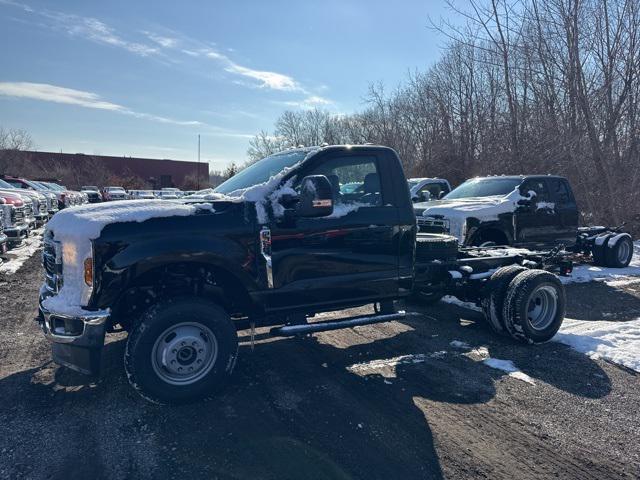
[178,367,183,371]
[172,349,177,354]
[198,349,203,353]
[197,359,202,364]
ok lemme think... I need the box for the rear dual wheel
[482,268,565,343]
[592,233,634,268]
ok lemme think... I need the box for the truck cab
[414,175,579,249]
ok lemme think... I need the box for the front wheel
[125,297,238,404]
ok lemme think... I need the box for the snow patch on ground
[346,352,447,377]
[482,358,536,385]
[450,340,471,349]
[561,241,640,284]
[0,229,44,275]
[441,295,482,312]
[554,318,640,372]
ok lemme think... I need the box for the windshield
[108,187,125,192]
[444,177,522,200]
[214,150,312,195]
[0,179,15,189]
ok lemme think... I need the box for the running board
[270,311,421,337]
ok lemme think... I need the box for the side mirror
[296,175,334,217]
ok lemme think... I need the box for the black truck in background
[414,175,634,269]
[39,145,611,404]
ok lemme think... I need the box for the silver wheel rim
[527,285,558,331]
[617,240,631,264]
[151,322,218,385]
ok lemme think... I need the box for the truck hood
[43,200,217,313]
[413,195,513,217]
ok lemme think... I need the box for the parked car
[0,176,57,223]
[407,177,452,203]
[129,190,156,200]
[37,181,82,209]
[81,186,102,203]
[157,190,180,200]
[38,145,587,404]
[102,187,128,201]
[0,208,8,254]
[414,175,634,268]
[0,190,30,246]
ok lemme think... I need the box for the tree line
[247,0,640,231]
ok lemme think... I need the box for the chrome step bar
[270,311,420,337]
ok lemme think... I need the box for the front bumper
[37,287,109,375]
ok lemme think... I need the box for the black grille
[42,234,62,292]
[23,204,33,218]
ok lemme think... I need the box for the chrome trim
[39,304,109,343]
[260,226,274,288]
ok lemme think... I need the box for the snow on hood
[416,188,529,240]
[44,200,211,312]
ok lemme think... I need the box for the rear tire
[591,233,612,266]
[481,265,527,334]
[125,297,238,404]
[604,233,633,268]
[502,270,565,344]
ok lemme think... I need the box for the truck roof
[471,174,568,181]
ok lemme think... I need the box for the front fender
[93,235,259,308]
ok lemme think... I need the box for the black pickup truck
[414,175,634,268]
[38,145,573,403]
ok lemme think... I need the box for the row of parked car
[0,175,93,254]
[80,186,196,202]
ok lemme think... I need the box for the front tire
[125,297,238,404]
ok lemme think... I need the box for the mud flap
[51,343,102,376]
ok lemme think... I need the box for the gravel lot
[1,252,639,479]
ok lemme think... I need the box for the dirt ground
[1,253,639,480]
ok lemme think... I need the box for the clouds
[0,0,332,106]
[0,82,201,126]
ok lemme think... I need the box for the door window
[547,178,575,206]
[305,155,383,207]
[420,182,446,199]
[520,179,550,202]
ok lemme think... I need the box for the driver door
[265,152,399,311]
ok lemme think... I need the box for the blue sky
[0,0,453,170]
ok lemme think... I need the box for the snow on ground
[561,241,640,284]
[482,358,536,385]
[441,295,482,312]
[0,229,43,275]
[554,318,640,373]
